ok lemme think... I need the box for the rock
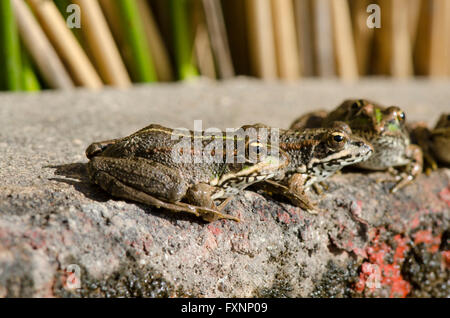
[0,78,448,297]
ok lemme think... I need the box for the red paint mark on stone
[438,187,450,207]
[355,229,411,298]
[410,215,420,229]
[441,251,450,268]
[203,232,218,251]
[353,247,368,258]
[277,211,291,224]
[257,210,268,222]
[393,235,409,264]
[207,224,222,236]
[413,230,441,253]
[23,230,46,250]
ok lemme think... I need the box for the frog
[290,99,423,193]
[249,121,374,212]
[86,124,290,222]
[409,113,450,171]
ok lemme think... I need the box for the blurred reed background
[1,0,450,92]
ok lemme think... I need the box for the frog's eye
[397,111,406,123]
[351,102,360,110]
[351,99,365,110]
[246,141,267,162]
[333,134,344,142]
[446,114,450,121]
[327,132,347,149]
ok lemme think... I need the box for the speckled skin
[275,124,373,187]
[250,122,374,211]
[290,99,423,192]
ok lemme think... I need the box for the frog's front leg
[88,157,238,222]
[255,177,317,213]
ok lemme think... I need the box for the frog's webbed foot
[256,179,317,213]
[375,167,408,193]
[393,144,423,193]
[176,201,240,222]
[374,144,423,193]
[312,182,329,195]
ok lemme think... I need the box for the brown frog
[410,113,450,172]
[86,124,289,222]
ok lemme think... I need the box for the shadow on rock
[45,162,110,203]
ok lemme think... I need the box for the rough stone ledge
[0,79,449,297]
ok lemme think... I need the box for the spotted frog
[251,122,374,212]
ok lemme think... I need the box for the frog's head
[311,122,374,173]
[327,99,375,130]
[332,99,406,135]
[376,106,406,134]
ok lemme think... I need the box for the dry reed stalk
[391,0,413,78]
[137,0,174,81]
[271,0,300,80]
[202,0,234,79]
[245,0,277,79]
[312,0,335,77]
[350,0,373,75]
[74,0,131,87]
[429,0,450,77]
[331,0,358,80]
[193,22,217,79]
[27,0,102,88]
[12,0,73,89]
[294,0,314,76]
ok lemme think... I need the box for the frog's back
[99,125,227,185]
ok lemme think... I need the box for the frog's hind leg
[255,179,317,213]
[91,171,238,222]
[88,157,239,222]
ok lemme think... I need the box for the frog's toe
[291,195,317,212]
[198,208,240,222]
[423,153,438,174]
[304,206,319,214]
[390,174,414,193]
